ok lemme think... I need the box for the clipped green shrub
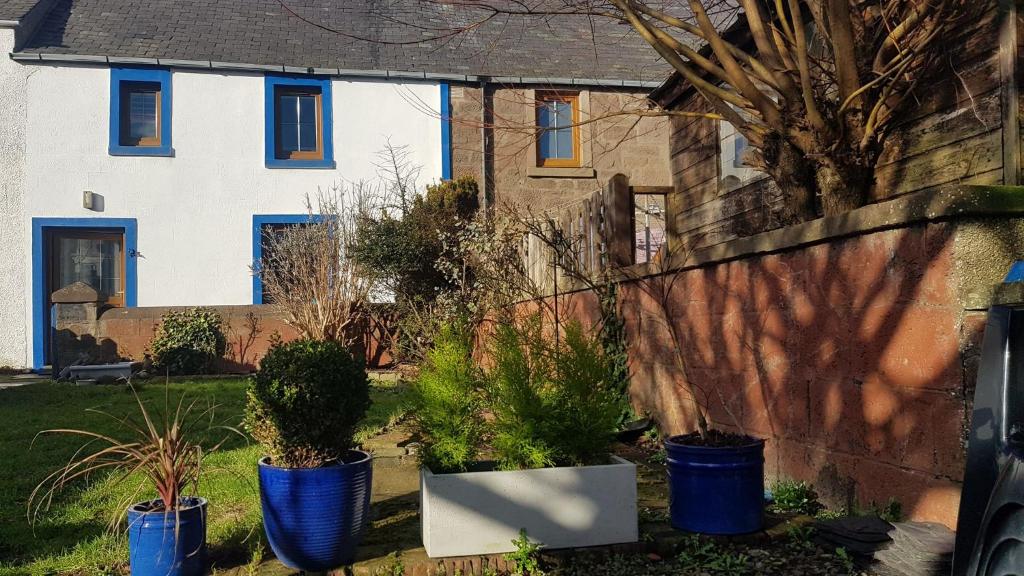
[411,323,483,472]
[149,307,227,375]
[487,317,621,470]
[244,338,370,468]
[351,176,480,304]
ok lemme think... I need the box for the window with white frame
[718,120,765,191]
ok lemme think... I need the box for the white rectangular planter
[420,455,638,558]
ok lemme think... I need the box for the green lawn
[0,377,411,576]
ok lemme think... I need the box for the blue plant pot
[665,436,765,535]
[126,497,208,576]
[258,450,373,571]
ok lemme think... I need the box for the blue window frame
[109,68,173,157]
[440,82,452,179]
[264,76,335,169]
[31,218,138,370]
[251,214,323,303]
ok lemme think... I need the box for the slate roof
[0,0,40,20]
[9,0,673,84]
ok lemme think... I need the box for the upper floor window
[536,91,580,167]
[264,76,335,169]
[109,68,172,157]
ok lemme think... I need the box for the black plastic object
[953,298,1024,575]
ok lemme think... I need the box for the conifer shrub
[411,315,622,472]
[410,323,483,472]
[487,317,621,469]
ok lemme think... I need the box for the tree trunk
[815,158,870,217]
[761,134,818,224]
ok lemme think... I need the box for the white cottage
[0,0,669,369]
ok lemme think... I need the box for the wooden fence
[520,174,670,294]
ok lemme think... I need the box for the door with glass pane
[47,230,125,307]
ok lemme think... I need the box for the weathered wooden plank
[674,178,776,235]
[873,129,1003,199]
[676,155,719,193]
[670,119,717,156]
[679,177,729,211]
[605,174,635,267]
[629,186,674,195]
[878,87,1002,167]
[671,131,718,172]
[893,53,1000,128]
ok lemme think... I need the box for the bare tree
[254,186,376,344]
[399,0,976,221]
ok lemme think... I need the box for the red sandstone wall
[91,305,394,372]
[531,221,977,527]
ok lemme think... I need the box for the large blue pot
[665,435,765,535]
[258,450,373,571]
[126,497,207,576]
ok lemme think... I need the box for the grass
[0,376,411,576]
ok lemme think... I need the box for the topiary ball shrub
[149,307,227,375]
[244,338,371,468]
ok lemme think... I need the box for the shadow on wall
[52,305,396,374]
[535,214,1022,527]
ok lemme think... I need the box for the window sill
[109,145,174,157]
[265,158,337,170]
[527,166,596,179]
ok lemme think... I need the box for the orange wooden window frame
[275,88,324,161]
[118,82,162,147]
[47,230,126,307]
[535,92,581,168]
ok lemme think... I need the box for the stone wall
[54,303,394,373]
[450,86,671,212]
[518,187,1024,528]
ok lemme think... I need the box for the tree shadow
[544,204,1021,527]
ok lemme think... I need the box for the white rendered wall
[5,63,443,367]
[0,29,29,369]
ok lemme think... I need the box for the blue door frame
[31,218,138,370]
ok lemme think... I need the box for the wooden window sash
[536,92,581,168]
[275,88,324,161]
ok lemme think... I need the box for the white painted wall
[0,29,29,369]
[1,61,443,367]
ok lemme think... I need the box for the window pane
[279,95,299,123]
[298,122,317,151]
[555,127,573,158]
[279,123,299,153]
[539,129,554,159]
[554,101,571,128]
[538,102,554,128]
[733,133,749,168]
[298,95,316,122]
[55,237,122,299]
[128,90,158,140]
[538,98,575,161]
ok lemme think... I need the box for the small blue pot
[126,497,208,576]
[665,436,765,535]
[258,450,373,571]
